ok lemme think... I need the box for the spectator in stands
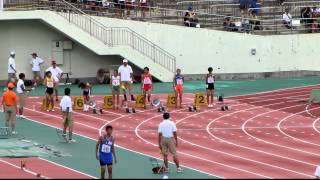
[239,0,252,20]
[301,7,313,32]
[250,0,261,16]
[278,0,285,6]
[119,0,126,17]
[249,11,262,31]
[283,8,292,29]
[184,11,191,27]
[139,0,147,18]
[223,16,237,31]
[312,7,320,17]
[113,0,120,17]
[126,0,135,16]
[189,11,200,28]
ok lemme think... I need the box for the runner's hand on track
[96,154,99,160]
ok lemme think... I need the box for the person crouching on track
[1,83,18,134]
[206,67,215,107]
[44,71,55,112]
[173,69,184,108]
[141,66,153,109]
[96,125,117,179]
[60,88,75,143]
[158,112,183,173]
[79,82,92,112]
[111,70,121,110]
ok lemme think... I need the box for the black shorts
[46,87,54,95]
[100,160,113,166]
[207,83,215,90]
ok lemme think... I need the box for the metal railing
[4,0,320,35]
[4,0,177,73]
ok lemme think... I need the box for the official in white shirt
[60,88,75,143]
[46,60,63,101]
[8,52,17,83]
[16,73,27,117]
[118,59,135,101]
[158,112,183,173]
[283,8,292,29]
[315,165,320,179]
[30,53,44,86]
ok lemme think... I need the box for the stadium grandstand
[0,0,320,179]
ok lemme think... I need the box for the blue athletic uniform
[99,135,114,166]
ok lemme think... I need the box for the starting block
[221,105,229,111]
[93,109,104,114]
[157,106,166,112]
[188,104,197,112]
[126,107,136,113]
[218,94,224,103]
[41,98,53,111]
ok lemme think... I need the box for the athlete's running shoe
[177,167,183,173]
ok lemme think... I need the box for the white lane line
[207,102,319,168]
[277,107,320,147]
[134,110,272,179]
[0,159,50,179]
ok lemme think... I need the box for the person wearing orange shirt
[1,83,18,134]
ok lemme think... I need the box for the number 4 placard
[194,92,207,106]
[135,95,145,108]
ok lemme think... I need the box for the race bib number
[176,79,183,85]
[143,78,152,85]
[47,81,54,88]
[101,144,111,153]
[208,77,215,83]
[112,80,120,86]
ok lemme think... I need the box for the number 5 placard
[104,96,113,109]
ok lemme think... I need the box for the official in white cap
[8,52,17,83]
[118,59,135,102]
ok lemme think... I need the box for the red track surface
[0,157,92,179]
[6,85,320,178]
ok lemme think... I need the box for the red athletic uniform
[142,73,152,91]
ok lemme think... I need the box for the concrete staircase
[1,0,176,82]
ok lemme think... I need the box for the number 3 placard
[167,93,176,107]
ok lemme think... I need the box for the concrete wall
[93,16,320,75]
[0,20,124,81]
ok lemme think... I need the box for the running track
[4,84,320,178]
